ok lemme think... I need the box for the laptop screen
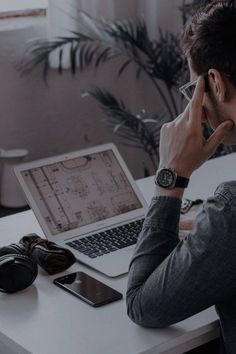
[20,150,142,235]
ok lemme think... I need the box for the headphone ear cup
[0,254,38,293]
[0,244,25,257]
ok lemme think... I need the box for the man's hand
[179,218,195,231]
[158,76,234,178]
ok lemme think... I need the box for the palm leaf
[21,12,186,117]
[82,87,165,169]
[21,13,184,87]
[118,58,133,77]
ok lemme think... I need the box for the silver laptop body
[14,143,148,277]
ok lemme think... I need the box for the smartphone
[53,271,123,307]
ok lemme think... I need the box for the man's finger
[174,113,184,121]
[174,104,190,125]
[204,120,234,157]
[189,76,205,126]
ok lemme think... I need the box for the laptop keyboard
[66,219,144,259]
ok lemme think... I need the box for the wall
[0,0,183,180]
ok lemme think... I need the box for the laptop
[14,143,148,277]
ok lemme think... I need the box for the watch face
[156,169,175,188]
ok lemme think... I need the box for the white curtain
[47,0,183,51]
[47,0,139,40]
[137,0,183,38]
[47,0,177,45]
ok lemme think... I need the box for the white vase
[0,149,29,208]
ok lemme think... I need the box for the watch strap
[175,175,189,188]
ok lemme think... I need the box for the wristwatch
[155,168,189,189]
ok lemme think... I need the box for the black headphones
[0,244,38,293]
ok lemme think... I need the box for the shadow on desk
[185,338,220,353]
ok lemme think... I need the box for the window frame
[0,0,47,20]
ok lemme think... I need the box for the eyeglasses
[179,78,198,102]
[179,73,212,101]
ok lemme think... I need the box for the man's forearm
[126,196,182,326]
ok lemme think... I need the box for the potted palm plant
[22,0,231,175]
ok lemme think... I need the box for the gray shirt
[126,181,236,354]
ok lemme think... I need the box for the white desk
[0,152,236,354]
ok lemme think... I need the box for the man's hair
[181,0,236,87]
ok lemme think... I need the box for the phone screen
[54,271,123,307]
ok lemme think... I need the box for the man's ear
[208,69,226,102]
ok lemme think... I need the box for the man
[126,1,236,353]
